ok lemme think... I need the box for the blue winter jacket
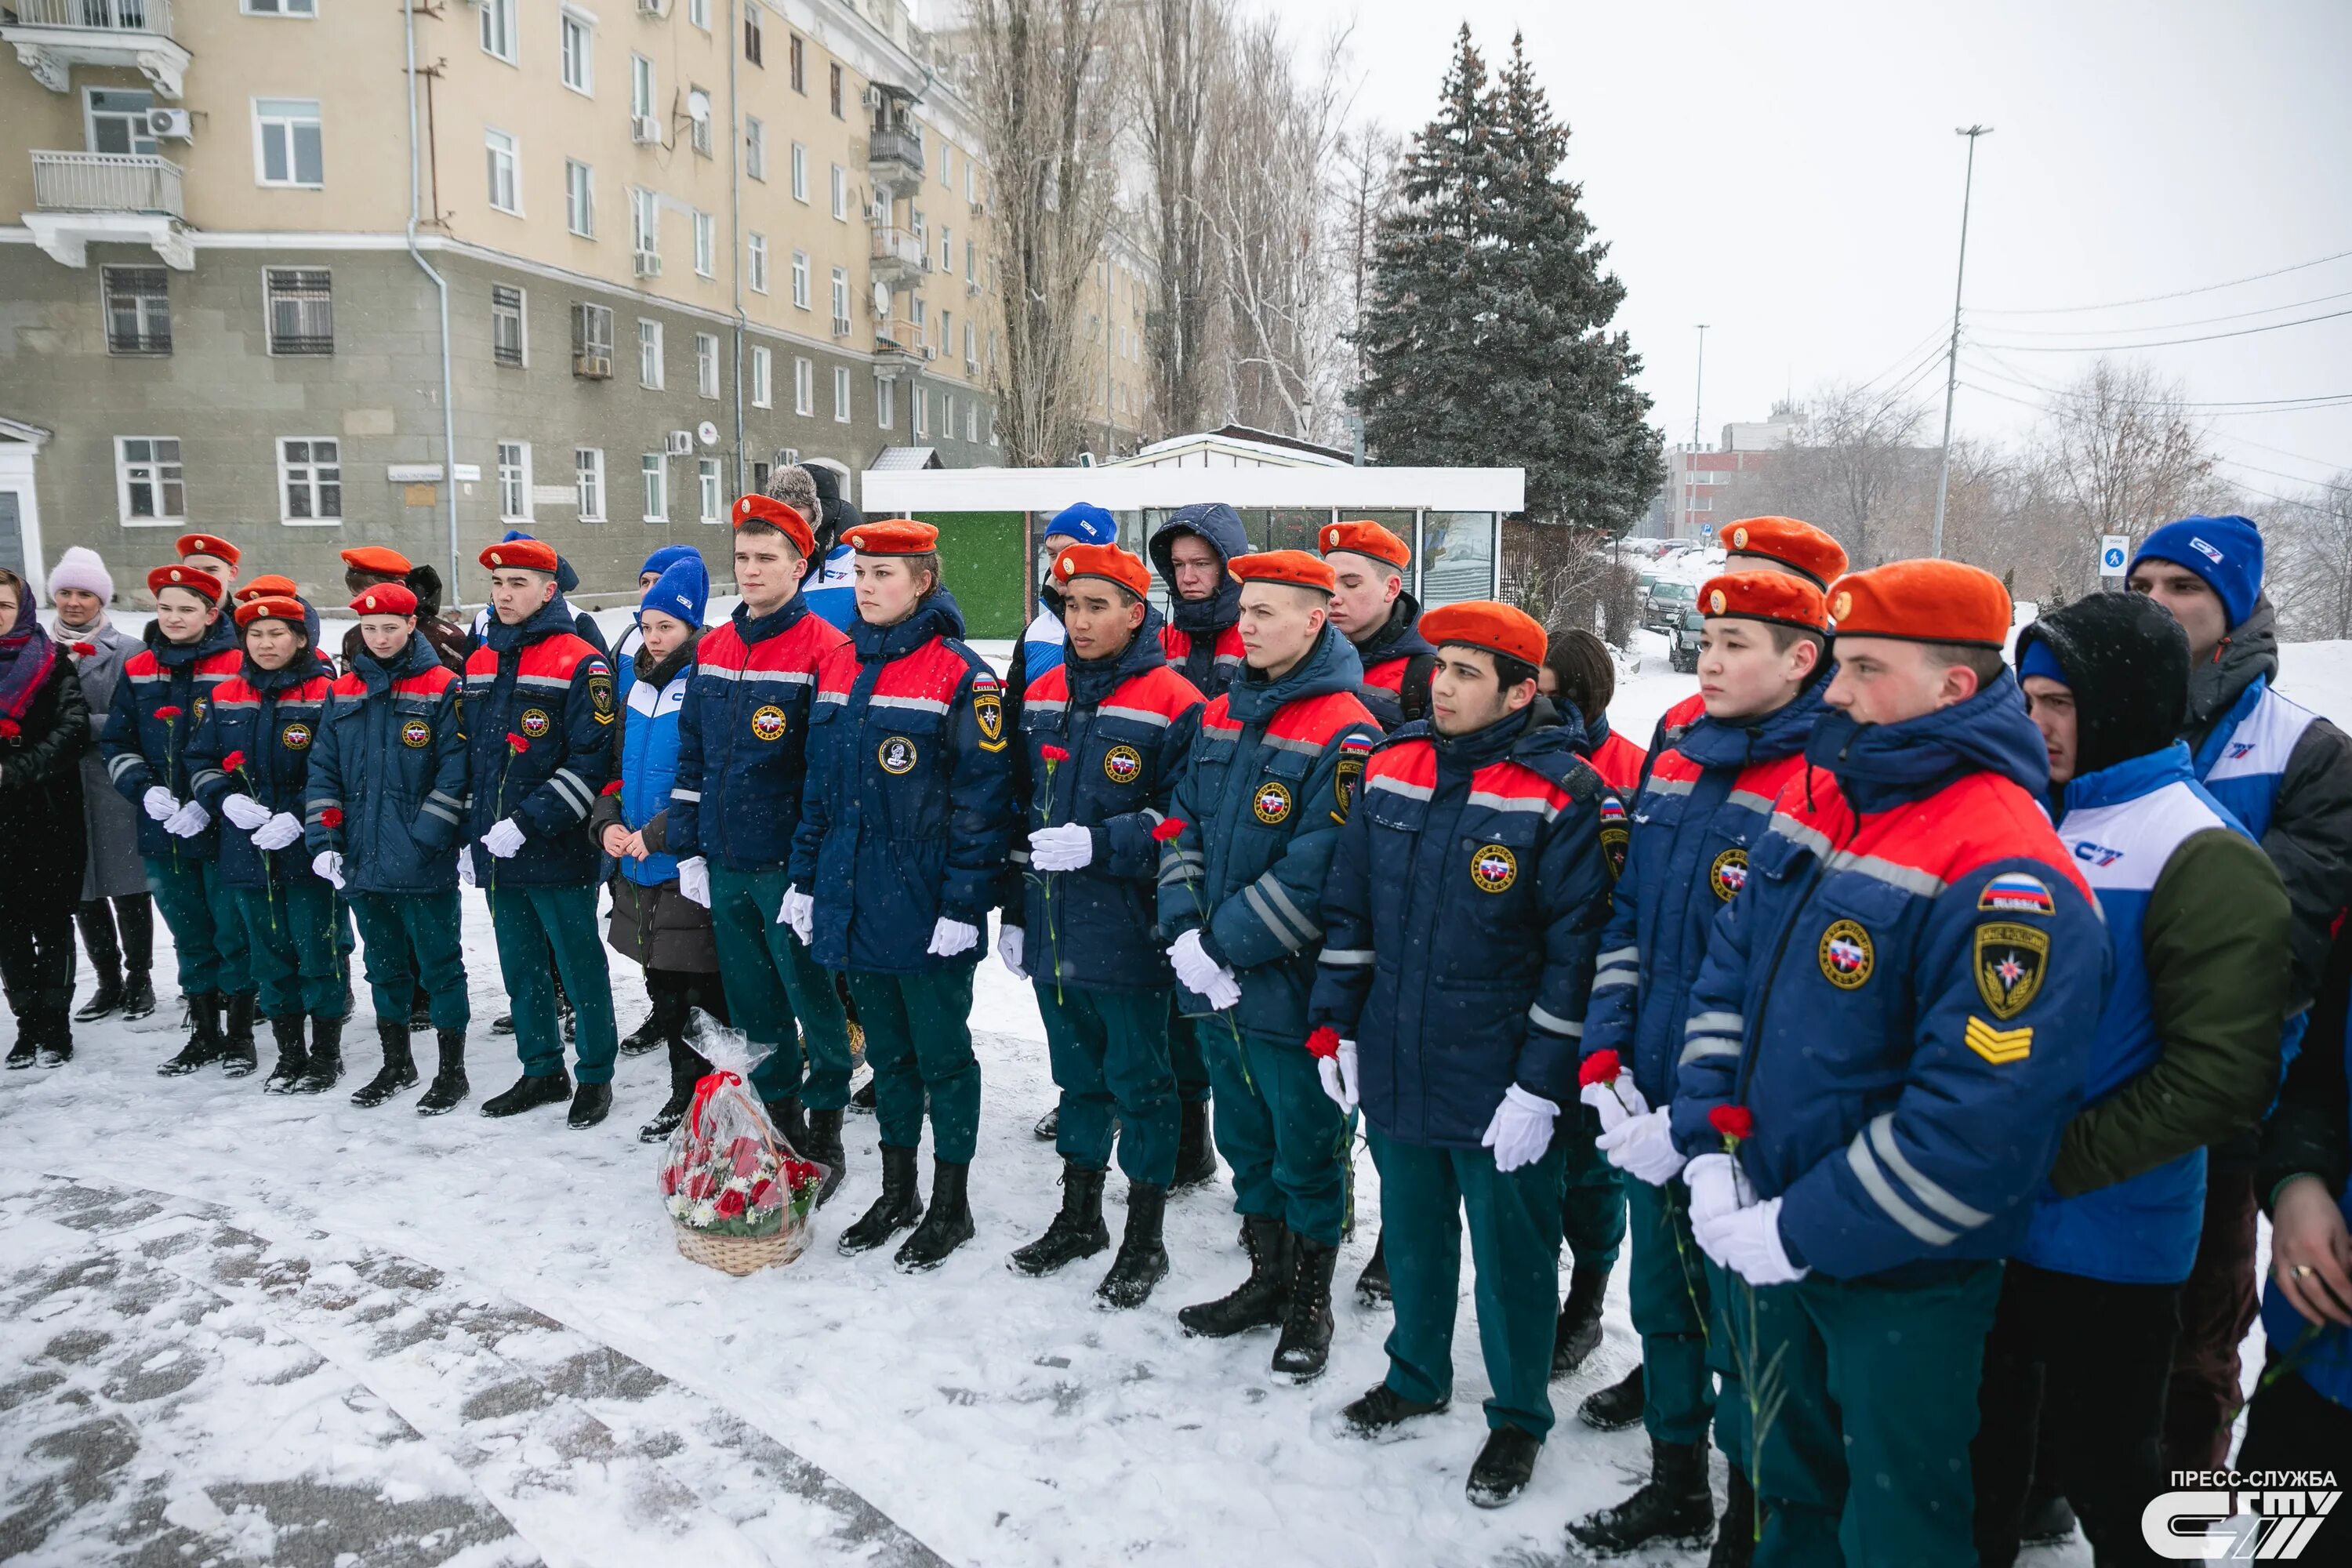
[185,631,337,893]
[459,595,616,888]
[99,615,241,860]
[616,638,696,888]
[668,593,850,872]
[303,631,467,895]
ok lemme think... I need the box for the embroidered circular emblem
[751,704,788,742]
[1709,847,1749,902]
[1252,780,1293,825]
[1833,590,1853,622]
[1819,918,1874,989]
[1470,843,1519,893]
[192,699,208,722]
[399,718,433,749]
[1732,525,1750,550]
[1324,524,1342,549]
[1102,743,1143,784]
[519,708,551,739]
[1708,589,1726,614]
[280,721,313,751]
[877,735,919,775]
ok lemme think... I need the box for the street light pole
[1930,125,1991,560]
[1691,324,1708,448]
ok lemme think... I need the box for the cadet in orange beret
[341,544,470,676]
[234,575,302,604]
[176,532,241,594]
[1720,516,1848,591]
[1319,519,1437,730]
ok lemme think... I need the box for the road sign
[1699,522,1715,537]
[2100,535,2130,577]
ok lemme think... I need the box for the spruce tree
[1353,29,1663,532]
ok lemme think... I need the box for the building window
[967,401,979,442]
[828,62,842,118]
[491,284,525,367]
[689,89,713,155]
[793,356,813,416]
[496,440,531,521]
[279,437,342,524]
[485,129,520,214]
[746,116,765,180]
[940,224,953,274]
[790,142,808,202]
[688,0,709,29]
[940,142,952,187]
[641,455,667,522]
[965,239,976,284]
[560,9,593,95]
[789,33,804,93]
[747,232,768,294]
[244,0,318,14]
[630,187,659,262]
[252,97,323,187]
[576,447,604,521]
[264,267,333,355]
[830,267,849,332]
[751,344,772,408]
[103,266,171,355]
[630,53,655,122]
[693,209,714,278]
[742,3,763,66]
[833,365,851,423]
[116,437,184,525]
[790,249,810,310]
[637,318,663,388]
[695,332,719,398]
[829,162,847,220]
[876,376,895,430]
[913,385,927,438]
[572,301,613,368]
[698,459,722,524]
[966,160,976,202]
[942,393,956,439]
[479,0,517,63]
[966,321,978,365]
[564,159,594,237]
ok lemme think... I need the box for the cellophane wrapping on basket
[659,1017,826,1254]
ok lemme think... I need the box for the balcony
[24,150,189,269]
[869,223,925,284]
[866,123,924,191]
[2,0,189,98]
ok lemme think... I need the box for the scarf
[0,598,57,724]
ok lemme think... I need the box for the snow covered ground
[6,630,2343,1566]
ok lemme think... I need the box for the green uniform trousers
[1203,1025,1349,1247]
[1370,1125,1566,1439]
[1171,1011,1210,1105]
[709,866,855,1109]
[1743,1260,2003,1568]
[145,854,249,999]
[490,884,619,1083]
[1559,1101,1626,1272]
[1036,984,1178,1185]
[232,880,346,1019]
[847,966,980,1164]
[1704,1255,1751,1470]
[350,890,468,1032]
[1624,1177,1749,1451]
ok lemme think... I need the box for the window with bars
[492,285,525,366]
[103,266,171,355]
[265,268,333,356]
[278,437,342,524]
[116,437,185,525]
[572,301,613,361]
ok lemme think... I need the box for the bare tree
[1717,383,1932,568]
[1130,0,1224,437]
[1501,521,1639,643]
[2267,474,2352,640]
[1330,123,1403,414]
[2028,358,2217,601]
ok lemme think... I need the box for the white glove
[1579,1076,1652,1135]
[252,811,304,851]
[1482,1084,1562,1174]
[1598,1107,1688,1185]
[677,855,710,909]
[1694,1197,1808,1286]
[779,886,814,943]
[1168,928,1240,1010]
[482,817,527,859]
[458,846,476,888]
[1316,1039,1359,1113]
[999,924,1029,980]
[927,916,980,958]
[312,851,346,889]
[1027,822,1094,873]
[221,793,272,830]
[1685,1151,1752,1231]
[143,786,180,822]
[164,800,210,838]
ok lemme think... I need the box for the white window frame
[263,266,334,356]
[789,141,808,203]
[114,436,185,528]
[695,331,720,398]
[746,116,766,181]
[641,455,668,522]
[252,97,323,188]
[564,158,594,237]
[688,0,710,30]
[967,400,979,442]
[939,141,951,187]
[941,224,952,274]
[793,355,813,416]
[242,0,318,15]
[913,384,927,438]
[750,344,772,408]
[491,283,527,367]
[485,128,521,215]
[698,458,722,525]
[833,365,851,424]
[575,446,604,521]
[830,267,849,328]
[747,231,768,294]
[630,54,655,121]
[829,162,847,220]
[480,0,517,64]
[630,185,659,260]
[496,440,532,522]
[692,209,714,278]
[277,436,343,527]
[790,249,810,310]
[559,8,593,96]
[637,318,663,389]
[876,375,895,430]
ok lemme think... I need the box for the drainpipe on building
[728,0,746,499]
[404,0,462,608]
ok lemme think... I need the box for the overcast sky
[1281,0,2352,506]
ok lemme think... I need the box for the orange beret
[351,584,419,618]
[1828,560,2011,649]
[844,518,939,556]
[480,538,560,575]
[1052,543,1151,601]
[147,564,223,605]
[1318,519,1410,572]
[175,532,239,568]
[234,574,301,604]
[731,493,816,557]
[341,545,413,578]
[1420,600,1547,669]
[1230,550,1337,594]
[234,594,307,630]
[1700,572,1829,634]
[1722,517,1847,589]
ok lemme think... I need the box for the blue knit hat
[1044,502,1118,547]
[639,557,709,628]
[2129,515,2263,630]
[639,543,702,579]
[2016,640,2069,688]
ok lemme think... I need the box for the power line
[1973,245,2352,316]
[1975,306,2352,354]
[1959,348,2352,413]
[1975,287,2352,338]
[2212,427,2352,476]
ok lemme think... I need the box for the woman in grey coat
[49,547,155,1021]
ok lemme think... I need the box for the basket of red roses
[659,1026,826,1275]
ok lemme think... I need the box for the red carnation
[1709,1105,1755,1144]
[601,779,623,797]
[1040,743,1070,764]
[714,1189,747,1219]
[1151,818,1188,844]
[0,719,18,740]
[659,1165,680,1196]
[319,808,344,829]
[223,750,248,773]
[1577,1051,1622,1087]
[71,641,98,659]
[506,731,528,754]
[1303,1025,1341,1061]
[748,1178,779,1208]
[154,706,183,720]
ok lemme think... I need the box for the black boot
[2018,1479,2075,1544]
[350,1018,418,1107]
[293,1014,344,1094]
[1172,1101,1218,1189]
[1179,1214,1294,1338]
[416,1027,469,1115]
[839,1144,924,1254]
[567,1081,612,1129]
[1341,1381,1450,1438]
[802,1107,848,1205]
[1467,1425,1543,1508]
[617,1010,663,1057]
[895,1159,975,1272]
[74,954,125,1023]
[1271,1234,1340,1382]
[158,991,224,1076]
[408,984,434,1033]
[5,1024,33,1069]
[262,1014,309,1093]
[1356,1232,1392,1306]
[638,1037,706,1143]
[849,1075,877,1114]
[1578,1363,1645,1432]
[34,990,73,1066]
[481,1070,572,1117]
[1010,1160,1110,1276]
[221,991,260,1077]
[1096,1182,1171,1308]
[1552,1260,1610,1377]
[1032,1105,1059,1141]
[491,1011,517,1035]
[1566,1436,1715,1554]
[121,971,158,1020]
[1708,1466,1756,1568]
[764,1093,809,1152]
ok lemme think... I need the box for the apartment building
[0,0,1014,601]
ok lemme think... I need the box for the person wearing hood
[0,566,92,1068]
[2125,514,2352,1470]
[462,537,622,1128]
[48,547,157,1025]
[183,593,346,1088]
[1967,594,2288,1566]
[1569,572,1835,1561]
[1311,603,1616,1508]
[1149,503,1251,699]
[1646,517,1849,760]
[999,542,1207,1308]
[1156,550,1383,1383]
[339,546,472,675]
[791,464,864,633]
[102,564,256,1075]
[1319,520,1437,730]
[307,583,472,1114]
[468,531,610,656]
[1005,502,1120,712]
[785,521,1015,1272]
[1667,561,2106,1568]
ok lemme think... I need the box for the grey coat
[53,617,148,900]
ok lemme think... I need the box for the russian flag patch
[1977,873,2056,916]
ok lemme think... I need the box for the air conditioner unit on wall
[637,0,668,16]
[633,249,662,278]
[145,108,193,141]
[632,115,662,146]
[573,354,613,380]
[862,85,884,110]
[664,430,694,456]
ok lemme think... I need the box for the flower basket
[658,1023,826,1276]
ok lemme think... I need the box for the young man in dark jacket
[1318,518,1436,731]
[1001,542,1205,1307]
[1644,517,1847,761]
[1312,601,1616,1507]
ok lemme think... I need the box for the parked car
[1642,579,1697,633]
[1668,609,1706,673]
